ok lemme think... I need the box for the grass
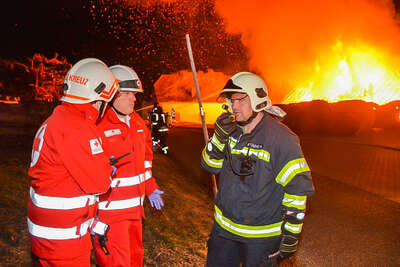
[0,103,299,266]
[0,146,32,266]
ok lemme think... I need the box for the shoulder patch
[104,129,121,137]
[89,138,104,155]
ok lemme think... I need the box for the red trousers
[94,219,143,267]
[33,252,91,267]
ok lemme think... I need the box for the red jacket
[27,102,113,259]
[96,108,158,224]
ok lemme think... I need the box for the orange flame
[154,69,229,102]
[215,0,400,104]
[283,40,400,104]
[153,70,230,124]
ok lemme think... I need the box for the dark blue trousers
[206,233,280,267]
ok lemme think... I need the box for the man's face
[113,91,136,115]
[230,92,253,122]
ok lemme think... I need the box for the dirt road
[167,126,400,267]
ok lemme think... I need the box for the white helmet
[61,58,119,104]
[110,65,143,93]
[220,72,286,118]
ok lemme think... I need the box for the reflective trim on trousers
[214,205,282,238]
[98,195,145,210]
[30,187,96,210]
[27,217,93,240]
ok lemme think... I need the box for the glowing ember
[0,96,20,104]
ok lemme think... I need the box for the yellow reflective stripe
[210,135,225,151]
[275,158,310,187]
[228,141,271,163]
[249,148,270,162]
[282,193,307,210]
[214,205,282,238]
[202,148,223,168]
[228,138,237,148]
[284,222,303,234]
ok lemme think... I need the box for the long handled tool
[185,33,218,198]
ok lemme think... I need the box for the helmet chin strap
[110,102,129,116]
[237,111,258,126]
[97,101,107,121]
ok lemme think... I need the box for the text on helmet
[68,74,89,86]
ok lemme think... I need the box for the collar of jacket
[238,111,268,136]
[61,102,100,124]
[103,106,134,125]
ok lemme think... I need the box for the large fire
[215,0,400,104]
[283,40,400,104]
[92,0,400,125]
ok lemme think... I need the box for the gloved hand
[148,189,164,210]
[110,156,117,177]
[214,112,236,143]
[279,234,298,260]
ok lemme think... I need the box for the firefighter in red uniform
[94,65,164,267]
[27,58,119,266]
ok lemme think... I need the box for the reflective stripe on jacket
[97,109,159,223]
[27,103,113,259]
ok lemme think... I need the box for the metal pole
[185,33,218,198]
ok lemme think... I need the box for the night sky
[0,1,89,61]
[2,0,400,61]
[2,0,399,61]
[0,0,251,96]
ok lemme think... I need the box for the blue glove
[148,189,164,210]
[110,156,117,177]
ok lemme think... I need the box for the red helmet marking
[63,93,90,101]
[100,80,118,100]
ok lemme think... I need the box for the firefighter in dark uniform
[150,102,169,154]
[201,72,315,266]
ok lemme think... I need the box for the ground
[0,103,399,266]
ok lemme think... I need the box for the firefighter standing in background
[201,72,315,266]
[94,65,164,267]
[150,102,169,154]
[27,58,119,266]
[171,108,176,123]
